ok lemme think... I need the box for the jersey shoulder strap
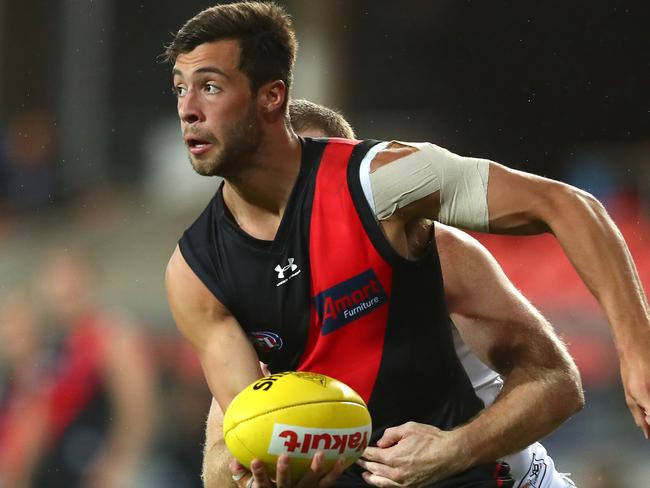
[178,189,231,309]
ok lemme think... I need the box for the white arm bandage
[367,141,491,231]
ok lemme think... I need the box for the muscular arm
[165,246,263,487]
[437,225,583,465]
[359,225,583,486]
[166,245,263,410]
[487,164,650,352]
[377,143,650,435]
[487,164,650,435]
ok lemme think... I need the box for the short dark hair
[289,99,356,139]
[163,2,297,95]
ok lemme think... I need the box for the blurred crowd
[0,248,210,488]
[0,105,215,488]
[1,106,649,487]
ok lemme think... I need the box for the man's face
[173,40,261,177]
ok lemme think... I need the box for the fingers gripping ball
[223,371,372,480]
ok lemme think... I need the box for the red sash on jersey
[298,139,392,403]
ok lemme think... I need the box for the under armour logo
[275,258,301,286]
[275,258,298,279]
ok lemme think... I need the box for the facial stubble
[189,103,261,178]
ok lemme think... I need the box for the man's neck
[222,126,302,241]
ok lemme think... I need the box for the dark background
[2,1,649,184]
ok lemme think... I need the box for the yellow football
[223,371,372,480]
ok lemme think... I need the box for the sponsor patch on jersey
[268,423,371,458]
[313,269,387,335]
[251,331,284,352]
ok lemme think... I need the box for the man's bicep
[165,246,262,410]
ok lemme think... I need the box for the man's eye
[173,86,187,97]
[205,84,222,94]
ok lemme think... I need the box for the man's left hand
[357,422,463,487]
[229,451,346,488]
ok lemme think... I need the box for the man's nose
[178,90,204,124]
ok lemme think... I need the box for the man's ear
[257,80,287,116]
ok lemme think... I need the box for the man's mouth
[186,137,214,155]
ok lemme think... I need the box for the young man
[162,2,648,486]
[201,100,579,488]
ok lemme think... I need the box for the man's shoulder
[165,245,230,315]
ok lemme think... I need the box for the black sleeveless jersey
[179,137,513,487]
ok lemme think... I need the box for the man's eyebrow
[172,67,230,79]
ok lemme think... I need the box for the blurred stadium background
[1,1,649,486]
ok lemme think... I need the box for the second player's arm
[359,225,584,487]
[383,144,650,436]
[438,225,584,467]
[486,163,650,436]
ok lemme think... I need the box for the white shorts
[475,379,576,488]
[505,442,576,488]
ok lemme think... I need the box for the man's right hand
[620,341,650,439]
[229,452,346,488]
